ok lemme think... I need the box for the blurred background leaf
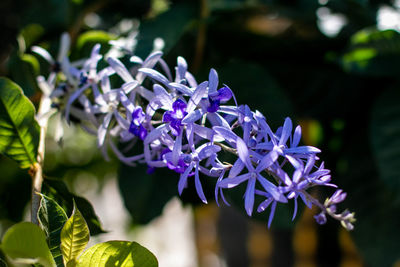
[370,87,400,203]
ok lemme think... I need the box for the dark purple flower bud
[314,212,327,225]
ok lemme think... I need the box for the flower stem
[31,94,52,224]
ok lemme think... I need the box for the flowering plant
[32,32,355,230]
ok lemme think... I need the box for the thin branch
[31,95,52,224]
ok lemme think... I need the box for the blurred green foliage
[1,0,400,266]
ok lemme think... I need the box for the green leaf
[0,77,40,169]
[370,87,400,198]
[42,178,106,235]
[75,30,116,59]
[340,29,400,76]
[77,31,116,50]
[38,194,68,267]
[118,162,178,225]
[8,52,41,97]
[1,222,56,267]
[60,203,90,267]
[76,241,158,267]
[135,2,197,57]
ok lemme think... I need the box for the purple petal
[169,119,182,136]
[293,169,302,183]
[194,124,222,141]
[141,51,163,69]
[137,125,148,140]
[256,150,279,172]
[169,82,193,96]
[207,99,220,113]
[244,177,256,216]
[172,99,187,114]
[182,109,203,124]
[279,117,293,146]
[304,156,316,174]
[98,113,112,147]
[292,125,302,147]
[32,46,55,64]
[213,126,238,143]
[178,162,195,195]
[228,158,245,178]
[242,105,253,142]
[257,198,273,213]
[257,117,277,146]
[177,56,188,80]
[207,113,231,128]
[187,81,208,113]
[132,107,145,125]
[195,166,207,204]
[267,201,277,228]
[292,197,298,221]
[198,145,221,160]
[257,174,287,203]
[218,173,250,188]
[255,142,274,150]
[208,68,219,94]
[330,190,347,204]
[162,111,173,122]
[285,155,303,170]
[121,81,139,94]
[107,57,133,82]
[172,131,183,165]
[139,68,170,86]
[153,84,173,110]
[285,146,321,154]
[236,137,254,171]
[214,86,232,102]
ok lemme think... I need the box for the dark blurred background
[1,0,400,266]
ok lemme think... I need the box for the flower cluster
[33,33,355,230]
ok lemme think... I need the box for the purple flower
[163,99,188,136]
[165,143,221,203]
[129,107,147,140]
[218,137,287,216]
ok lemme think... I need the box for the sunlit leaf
[60,203,90,267]
[38,194,68,267]
[1,222,56,267]
[75,30,116,58]
[76,241,158,267]
[340,29,400,76]
[0,77,40,169]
